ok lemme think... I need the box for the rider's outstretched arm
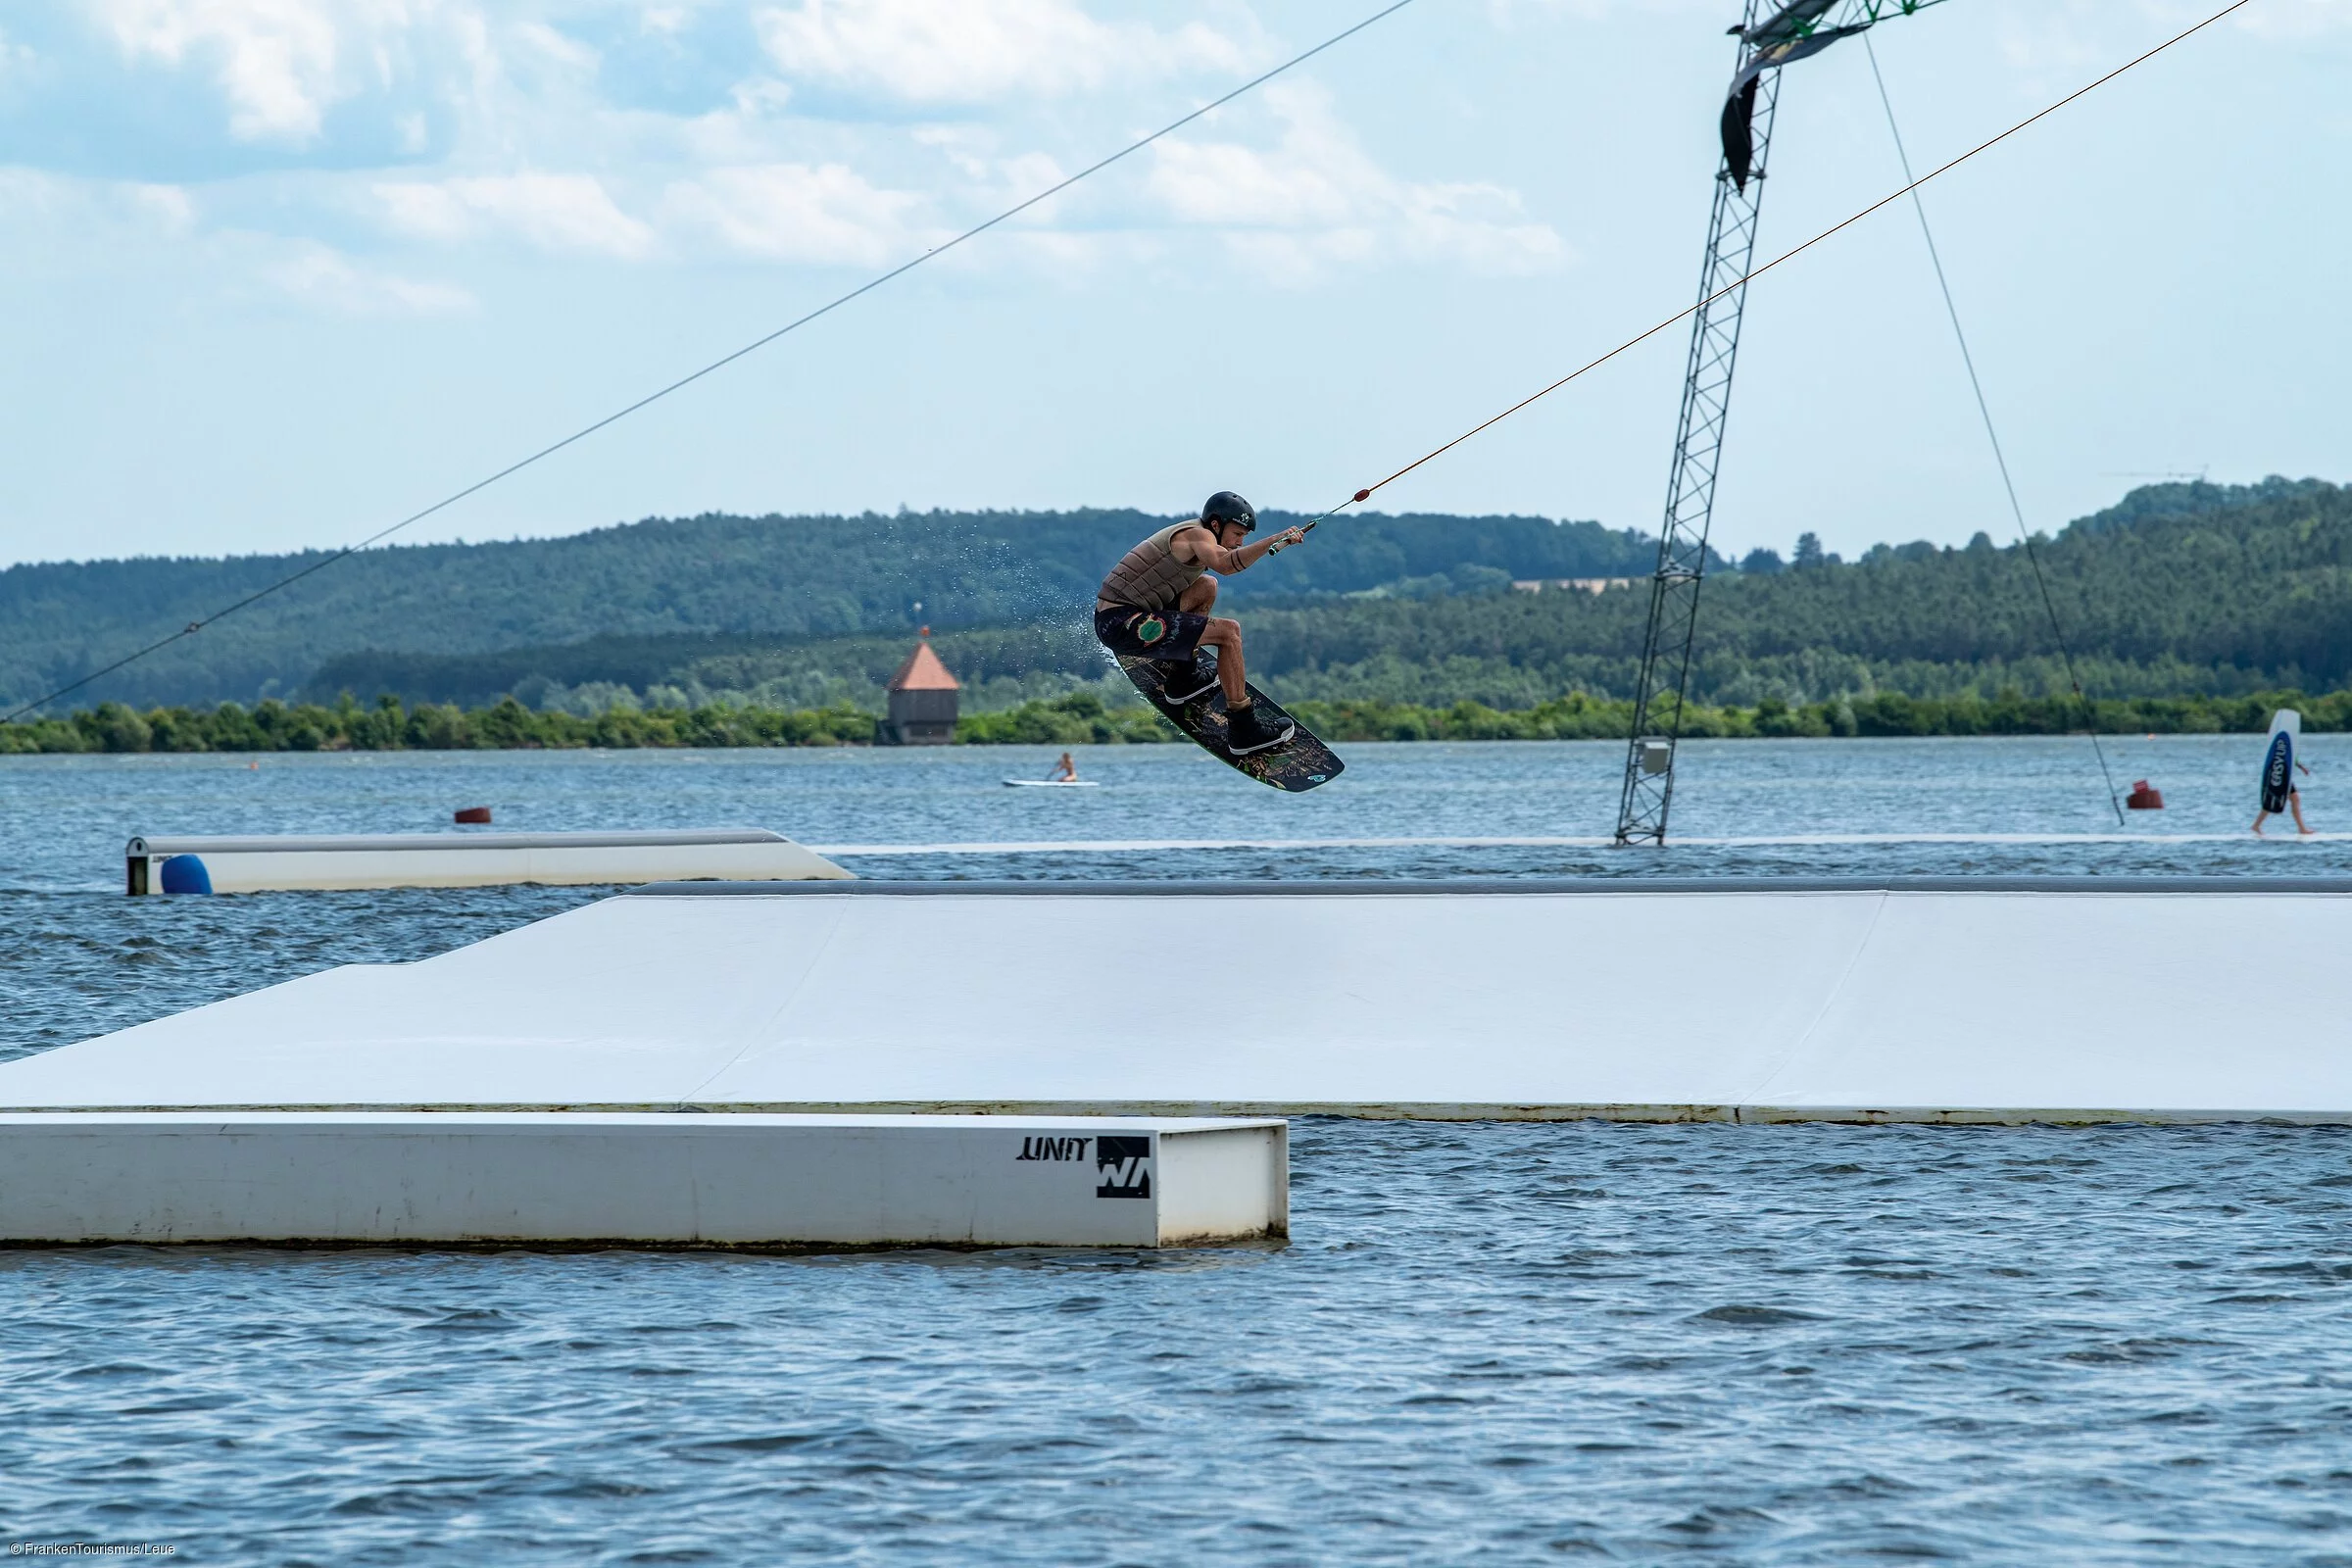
[1175,526,1305,575]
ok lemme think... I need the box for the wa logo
[1095,1136,1152,1200]
[1013,1133,1151,1198]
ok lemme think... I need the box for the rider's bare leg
[1200,617,1248,707]
[1179,575,1218,615]
[2291,792,2315,835]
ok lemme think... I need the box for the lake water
[3,737,2349,1562]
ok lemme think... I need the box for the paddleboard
[1003,779,1102,789]
[2261,709,2301,814]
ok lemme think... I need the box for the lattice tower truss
[1614,9,1779,846]
[1614,0,1946,846]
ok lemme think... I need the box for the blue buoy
[159,855,213,896]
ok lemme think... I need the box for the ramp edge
[4,1100,2345,1126]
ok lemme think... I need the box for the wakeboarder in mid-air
[1094,491,1307,757]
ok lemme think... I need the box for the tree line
[290,477,2352,716]
[8,477,2343,719]
[9,687,2347,757]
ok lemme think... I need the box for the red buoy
[455,806,492,824]
[2125,780,2164,810]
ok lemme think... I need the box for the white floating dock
[124,828,850,894]
[0,1112,1285,1248]
[12,877,2352,1124]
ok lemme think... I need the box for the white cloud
[126,181,201,233]
[2238,0,2352,39]
[263,241,475,314]
[514,18,598,72]
[0,24,35,83]
[2077,0,2352,42]
[38,2,1558,291]
[662,162,925,265]
[374,172,658,258]
[0,170,466,314]
[1144,84,1566,280]
[0,169,199,240]
[754,0,1246,106]
[1983,0,2351,91]
[90,0,367,144]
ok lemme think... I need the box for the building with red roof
[876,630,960,745]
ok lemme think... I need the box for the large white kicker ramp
[5,878,2347,1123]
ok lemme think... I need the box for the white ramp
[0,1113,1286,1248]
[4,878,2349,1123]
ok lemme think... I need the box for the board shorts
[1094,605,1206,662]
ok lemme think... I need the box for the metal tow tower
[1613,0,1946,846]
[1613,10,1778,847]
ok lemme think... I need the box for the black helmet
[1200,491,1256,533]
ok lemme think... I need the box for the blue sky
[2,0,2345,570]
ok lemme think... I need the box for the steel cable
[1296,0,2250,537]
[1863,32,2128,825]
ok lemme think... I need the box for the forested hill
[7,477,2341,713]
[0,508,1653,710]
[1231,476,2352,708]
[304,476,2352,714]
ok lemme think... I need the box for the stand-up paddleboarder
[1094,492,1306,756]
[2252,708,2315,837]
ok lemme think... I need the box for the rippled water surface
[3,741,2350,1561]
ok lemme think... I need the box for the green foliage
[8,686,2346,757]
[278,477,2352,717]
[309,622,1117,711]
[1294,688,2352,743]
[10,479,2349,720]
[956,692,1179,745]
[1214,477,2352,708]
[0,508,1652,711]
[0,697,879,755]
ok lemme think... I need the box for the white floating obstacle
[11,877,2352,1124]
[812,833,2352,855]
[0,1112,1285,1248]
[124,828,850,894]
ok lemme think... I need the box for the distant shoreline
[2,689,2342,755]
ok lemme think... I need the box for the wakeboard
[1118,655,1344,793]
[2261,709,2301,813]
